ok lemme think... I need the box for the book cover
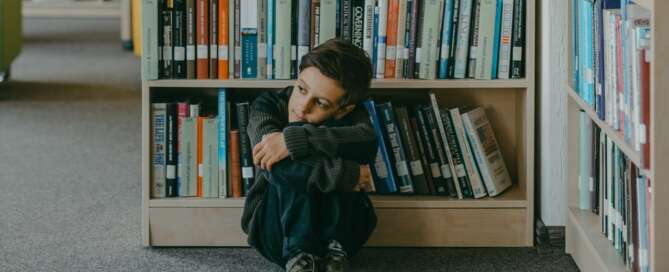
[218,89,228,198]
[453,0,473,79]
[197,116,204,196]
[151,103,167,198]
[363,100,399,194]
[394,0,408,78]
[418,0,444,80]
[406,0,419,78]
[396,106,430,194]
[461,107,512,196]
[490,0,503,78]
[351,0,365,48]
[496,0,513,79]
[187,0,196,78]
[362,0,375,62]
[438,0,455,79]
[467,0,481,78]
[142,0,159,80]
[410,113,436,194]
[377,102,415,193]
[235,102,255,195]
[182,116,198,196]
[196,0,210,79]
[475,0,497,79]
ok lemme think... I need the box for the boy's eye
[316,100,330,109]
[298,86,307,94]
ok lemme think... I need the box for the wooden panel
[566,208,625,272]
[367,208,528,247]
[150,207,248,246]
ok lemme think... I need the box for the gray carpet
[0,18,579,272]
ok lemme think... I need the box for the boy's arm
[267,155,363,193]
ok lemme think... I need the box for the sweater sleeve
[267,156,361,193]
[283,106,377,163]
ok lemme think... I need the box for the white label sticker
[639,124,647,143]
[410,160,423,175]
[291,45,297,60]
[173,47,186,61]
[210,45,218,58]
[385,46,396,60]
[440,165,452,178]
[163,47,173,60]
[396,161,409,176]
[258,43,267,58]
[456,165,466,177]
[197,45,208,59]
[395,46,404,59]
[218,45,229,60]
[430,163,441,178]
[589,177,594,192]
[242,167,254,179]
[235,46,242,60]
[198,164,203,177]
[440,44,450,59]
[512,46,522,61]
[415,47,421,63]
[403,48,409,60]
[187,46,195,61]
[166,165,176,179]
[374,152,389,178]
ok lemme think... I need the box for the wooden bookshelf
[141,0,537,248]
[565,1,668,271]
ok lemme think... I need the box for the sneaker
[323,240,349,272]
[286,252,320,272]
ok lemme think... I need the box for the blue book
[364,100,398,194]
[582,0,595,106]
[637,176,649,272]
[218,89,228,198]
[267,0,275,79]
[242,30,258,78]
[573,0,580,90]
[438,0,455,79]
[491,0,503,79]
[377,102,415,194]
[372,5,379,76]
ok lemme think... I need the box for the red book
[229,129,242,197]
[384,0,399,78]
[640,48,650,169]
[196,0,209,79]
[218,0,230,79]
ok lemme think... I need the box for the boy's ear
[333,104,355,120]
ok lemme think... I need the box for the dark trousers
[250,176,377,267]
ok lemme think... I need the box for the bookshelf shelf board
[633,0,653,10]
[146,79,530,89]
[566,85,651,177]
[566,207,626,272]
[149,186,527,208]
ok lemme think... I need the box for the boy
[241,39,378,272]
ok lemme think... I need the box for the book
[298,0,312,68]
[235,102,255,195]
[351,0,365,48]
[377,102,415,193]
[395,106,430,194]
[410,112,436,194]
[461,107,512,196]
[320,0,338,45]
[467,0,481,78]
[440,109,474,198]
[362,0,375,61]
[209,0,219,79]
[173,0,187,78]
[383,0,399,78]
[182,116,198,196]
[579,110,593,210]
[218,89,228,198]
[438,0,456,79]
[187,0,196,78]
[418,0,444,80]
[229,129,243,197]
[406,0,419,78]
[375,0,388,79]
[275,0,292,79]
[202,117,219,198]
[450,108,488,198]
[196,0,209,79]
[241,0,259,78]
[364,100,399,194]
[176,102,190,196]
[341,0,353,42]
[453,0,473,79]
[151,103,167,198]
[234,0,241,78]
[267,0,275,79]
[423,105,455,196]
[475,0,498,79]
[142,0,159,80]
[218,0,230,79]
[166,103,178,197]
[258,0,268,79]
[496,0,514,79]
[161,0,174,79]
[394,0,408,78]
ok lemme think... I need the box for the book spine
[396,107,430,194]
[209,0,219,78]
[311,0,320,48]
[438,0,455,79]
[496,0,513,79]
[446,0,459,78]
[594,0,605,119]
[218,89,228,198]
[418,0,443,80]
[450,108,488,198]
[151,103,167,198]
[228,0,235,78]
[196,0,210,79]
[236,102,255,195]
[241,0,258,78]
[406,0,419,78]
[267,0,275,79]
[197,116,204,196]
[275,0,292,79]
[162,0,174,79]
[291,0,299,78]
[374,0,388,79]
[467,0,481,78]
[229,129,242,197]
[166,103,178,197]
[235,0,241,78]
[475,0,495,79]
[351,0,365,48]
[490,0,502,78]
[174,0,187,78]
[440,109,473,198]
[363,100,399,194]
[142,0,159,80]
[183,117,198,196]
[410,114,435,194]
[177,103,189,196]
[429,93,461,198]
[378,102,415,193]
[258,0,268,79]
[218,0,230,79]
[414,106,444,194]
[579,110,593,210]
[362,0,375,60]
[372,4,379,76]
[383,0,398,78]
[341,0,353,42]
[453,0,473,79]
[401,0,414,78]
[321,0,338,44]
[298,0,312,68]
[203,118,219,197]
[395,0,409,78]
[187,0,196,78]
[422,106,454,196]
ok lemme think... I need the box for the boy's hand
[353,165,373,192]
[253,132,290,171]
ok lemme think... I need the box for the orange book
[229,129,242,197]
[218,0,230,79]
[196,117,204,197]
[196,0,209,79]
[384,0,399,78]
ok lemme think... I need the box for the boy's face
[288,67,355,124]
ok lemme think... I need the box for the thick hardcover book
[173,0,187,78]
[218,89,228,198]
[440,109,473,198]
[151,103,167,198]
[341,0,352,42]
[161,0,174,79]
[406,0,419,78]
[258,0,268,79]
[142,0,159,80]
[450,108,488,198]
[229,129,243,197]
[209,0,219,79]
[461,107,512,196]
[383,0,398,78]
[396,107,430,194]
[186,0,196,78]
[196,0,209,79]
[467,0,481,78]
[363,100,399,194]
[202,118,219,198]
[438,0,456,79]
[275,0,292,79]
[321,0,337,44]
[351,0,365,48]
[235,102,255,195]
[422,106,455,196]
[377,102,415,193]
[166,103,178,197]
[453,0,473,79]
[218,0,230,79]
[298,0,312,68]
[496,0,514,79]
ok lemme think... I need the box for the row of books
[366,92,512,198]
[141,0,527,81]
[578,111,651,272]
[572,0,650,168]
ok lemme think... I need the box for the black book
[441,109,474,198]
[510,0,525,79]
[235,102,255,195]
[422,106,455,196]
[291,0,299,79]
[409,112,436,194]
[447,0,460,79]
[377,102,415,194]
[351,0,365,48]
[186,0,196,79]
[396,106,430,194]
[165,103,178,197]
[341,0,352,42]
[161,0,174,79]
[173,0,187,78]
[406,0,419,79]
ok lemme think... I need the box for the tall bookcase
[564,0,668,271]
[141,0,536,247]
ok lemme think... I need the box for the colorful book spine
[196,0,209,79]
[228,0,235,78]
[151,103,167,198]
[218,0,230,79]
[241,0,258,78]
[490,0,503,78]
[383,0,398,78]
[496,0,514,79]
[196,116,204,196]
[438,0,455,79]
[378,102,415,193]
[176,102,189,196]
[218,89,228,198]
[363,100,399,194]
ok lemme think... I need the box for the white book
[461,107,512,197]
[453,0,473,79]
[182,117,198,196]
[151,103,167,198]
[202,118,219,198]
[450,108,487,198]
[418,0,444,79]
[475,0,497,79]
[275,0,292,79]
[363,0,375,60]
[429,92,461,198]
[229,0,235,78]
[141,0,159,80]
[319,0,337,44]
[496,0,514,79]
[375,0,388,79]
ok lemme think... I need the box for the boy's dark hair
[299,39,373,106]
